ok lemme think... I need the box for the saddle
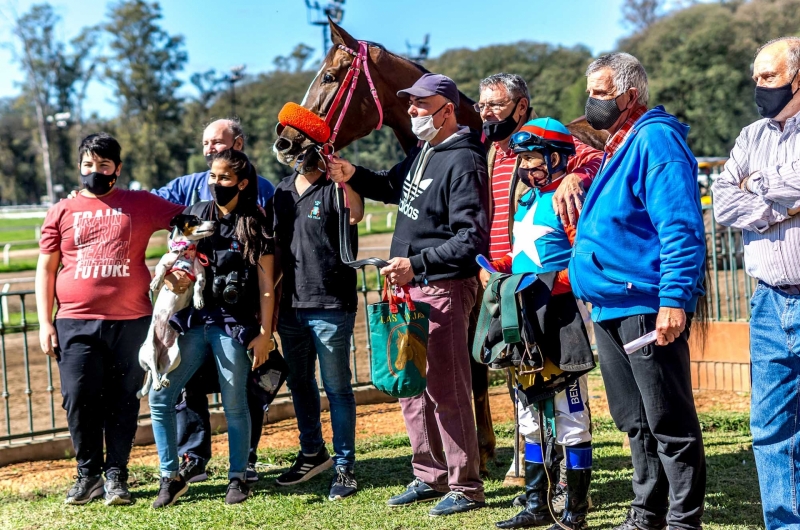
[472,269,594,407]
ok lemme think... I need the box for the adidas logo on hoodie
[399,177,433,220]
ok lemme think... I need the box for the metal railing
[703,203,755,322]
[0,261,389,446]
[0,207,755,446]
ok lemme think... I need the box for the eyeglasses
[473,98,517,113]
[509,130,546,150]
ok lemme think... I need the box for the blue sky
[0,0,630,117]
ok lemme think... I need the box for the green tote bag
[368,281,430,398]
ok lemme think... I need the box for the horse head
[273,22,387,173]
[273,20,484,174]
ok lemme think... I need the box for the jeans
[750,282,800,529]
[595,313,705,530]
[278,308,356,470]
[55,317,150,479]
[149,324,250,480]
[175,353,266,466]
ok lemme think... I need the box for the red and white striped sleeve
[567,139,604,190]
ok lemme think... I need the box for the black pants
[55,317,150,478]
[175,354,265,466]
[594,313,705,530]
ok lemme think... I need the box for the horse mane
[372,45,477,108]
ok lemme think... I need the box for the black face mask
[205,153,216,167]
[482,103,521,142]
[210,183,240,207]
[80,171,116,195]
[585,95,624,131]
[755,71,800,119]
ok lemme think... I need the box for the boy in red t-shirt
[35,133,184,506]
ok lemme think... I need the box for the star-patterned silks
[511,201,555,268]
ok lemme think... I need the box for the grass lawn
[0,417,762,530]
[0,218,43,241]
[358,201,396,236]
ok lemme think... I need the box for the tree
[102,0,189,188]
[619,0,800,156]
[427,42,594,123]
[7,3,100,203]
[274,44,316,73]
[622,0,666,32]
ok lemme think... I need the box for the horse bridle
[313,41,389,270]
[319,40,384,158]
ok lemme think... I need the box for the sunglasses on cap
[509,130,546,150]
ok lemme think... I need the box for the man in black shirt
[272,166,363,501]
[328,73,489,517]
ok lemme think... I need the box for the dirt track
[0,381,749,495]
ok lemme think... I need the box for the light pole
[406,34,431,63]
[46,111,71,198]
[227,65,246,117]
[304,0,345,58]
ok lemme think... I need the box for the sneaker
[429,491,485,517]
[152,476,188,509]
[386,478,446,506]
[245,463,259,483]
[328,466,357,501]
[103,471,131,506]
[275,448,333,486]
[179,454,208,484]
[65,473,104,505]
[225,478,251,505]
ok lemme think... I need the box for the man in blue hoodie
[569,53,706,530]
[153,118,276,485]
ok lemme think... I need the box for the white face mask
[411,115,440,142]
[410,103,447,142]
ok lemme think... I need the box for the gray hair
[204,117,246,149]
[756,36,800,72]
[479,73,530,104]
[478,73,535,117]
[585,52,649,106]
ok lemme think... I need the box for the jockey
[490,118,594,530]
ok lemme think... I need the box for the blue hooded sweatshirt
[569,106,705,322]
[152,170,275,207]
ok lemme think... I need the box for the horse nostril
[274,137,292,152]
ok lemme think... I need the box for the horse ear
[329,19,357,48]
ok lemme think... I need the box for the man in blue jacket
[570,53,706,530]
[154,119,275,207]
[153,118,276,484]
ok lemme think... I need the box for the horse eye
[322,73,335,84]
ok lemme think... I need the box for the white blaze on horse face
[301,65,326,107]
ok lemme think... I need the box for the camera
[212,271,243,305]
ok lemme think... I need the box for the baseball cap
[397,73,460,108]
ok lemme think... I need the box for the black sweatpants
[594,313,705,530]
[176,354,265,466]
[55,317,150,478]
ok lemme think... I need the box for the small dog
[137,214,216,398]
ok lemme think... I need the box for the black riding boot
[547,468,591,530]
[496,460,554,529]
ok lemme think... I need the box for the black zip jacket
[348,129,489,282]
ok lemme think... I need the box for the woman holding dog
[148,149,276,508]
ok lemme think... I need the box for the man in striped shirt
[712,36,800,530]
